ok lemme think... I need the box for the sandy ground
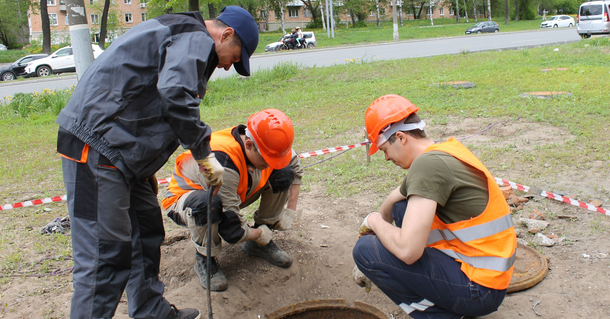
[1,117,609,319]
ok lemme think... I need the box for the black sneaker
[165,304,200,319]
[194,253,228,291]
[241,240,293,268]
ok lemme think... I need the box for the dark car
[465,21,500,34]
[0,54,48,81]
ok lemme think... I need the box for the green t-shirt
[399,151,489,224]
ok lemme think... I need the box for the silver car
[577,0,610,38]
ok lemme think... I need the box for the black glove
[268,166,294,194]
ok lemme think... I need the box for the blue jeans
[352,200,506,319]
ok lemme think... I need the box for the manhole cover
[507,243,548,293]
[518,91,572,99]
[268,299,387,319]
[430,81,476,89]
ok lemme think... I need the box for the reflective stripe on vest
[164,171,198,199]
[427,214,514,246]
[438,249,516,272]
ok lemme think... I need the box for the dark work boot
[165,304,200,319]
[194,253,228,292]
[241,240,293,267]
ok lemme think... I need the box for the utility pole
[392,0,398,41]
[65,0,94,81]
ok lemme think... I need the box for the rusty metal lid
[507,243,549,293]
[268,299,387,319]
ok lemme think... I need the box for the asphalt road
[0,28,581,100]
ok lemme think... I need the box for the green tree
[88,0,120,49]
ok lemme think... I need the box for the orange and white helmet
[364,94,425,155]
[246,109,294,169]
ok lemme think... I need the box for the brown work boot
[165,304,200,319]
[241,240,293,267]
[194,253,228,292]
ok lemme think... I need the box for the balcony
[59,1,66,11]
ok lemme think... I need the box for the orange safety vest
[424,137,517,290]
[162,127,274,210]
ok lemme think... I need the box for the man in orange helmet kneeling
[162,109,303,291]
[353,95,517,319]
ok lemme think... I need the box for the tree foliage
[0,0,35,48]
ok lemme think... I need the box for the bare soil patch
[1,117,608,319]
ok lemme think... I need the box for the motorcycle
[280,36,306,50]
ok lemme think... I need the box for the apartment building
[29,0,149,43]
[261,1,479,32]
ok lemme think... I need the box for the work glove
[352,265,373,293]
[359,212,377,237]
[196,153,224,188]
[273,208,296,231]
[255,225,273,246]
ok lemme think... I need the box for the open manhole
[268,299,387,319]
[507,243,548,293]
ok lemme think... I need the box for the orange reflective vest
[424,137,517,290]
[162,127,274,210]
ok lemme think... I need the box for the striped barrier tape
[297,141,370,158]
[1,195,67,211]
[494,177,608,216]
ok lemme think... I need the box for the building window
[450,8,454,15]
[124,0,131,4]
[369,11,375,17]
[304,8,312,17]
[47,0,56,6]
[92,33,100,43]
[125,13,133,23]
[288,7,299,18]
[65,15,69,25]
[440,7,444,15]
[91,14,99,24]
[260,10,267,19]
[49,13,58,26]
[427,6,433,15]
[141,12,147,21]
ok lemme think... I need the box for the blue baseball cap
[217,6,259,77]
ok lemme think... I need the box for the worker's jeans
[62,147,170,319]
[352,200,506,319]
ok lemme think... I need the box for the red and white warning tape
[1,195,67,211]
[297,141,370,158]
[494,177,608,216]
[2,143,607,216]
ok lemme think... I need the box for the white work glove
[352,265,373,293]
[196,153,224,188]
[359,212,378,237]
[273,208,296,231]
[255,225,273,246]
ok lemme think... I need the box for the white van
[577,0,610,38]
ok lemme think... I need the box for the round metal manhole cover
[268,299,387,319]
[507,243,548,293]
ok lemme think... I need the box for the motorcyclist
[295,27,306,48]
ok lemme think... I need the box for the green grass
[256,19,545,53]
[0,36,609,279]
[0,49,29,63]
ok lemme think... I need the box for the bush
[3,87,74,118]
[306,19,323,29]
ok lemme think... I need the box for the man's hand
[359,212,379,237]
[196,153,224,194]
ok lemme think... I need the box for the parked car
[540,15,575,28]
[577,0,610,38]
[0,44,7,51]
[465,21,499,34]
[265,31,317,52]
[0,54,48,81]
[24,44,104,77]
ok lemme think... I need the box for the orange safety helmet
[364,94,419,155]
[247,109,294,169]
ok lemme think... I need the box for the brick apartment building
[28,0,149,43]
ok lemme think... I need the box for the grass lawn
[256,19,546,53]
[0,36,608,281]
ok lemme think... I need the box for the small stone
[547,234,558,239]
[567,194,578,200]
[533,233,556,246]
[589,199,602,207]
[529,228,541,234]
[517,238,529,246]
[526,185,543,197]
[520,218,550,232]
[500,186,513,200]
[507,194,521,206]
[529,210,545,220]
